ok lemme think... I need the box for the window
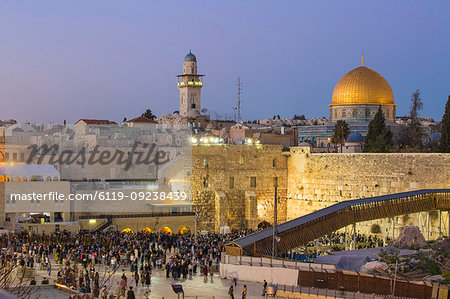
[365,108,371,118]
[20,153,25,162]
[5,153,9,161]
[203,175,209,188]
[229,177,234,189]
[191,103,196,109]
[273,159,277,167]
[352,108,357,117]
[203,158,208,168]
[13,153,17,161]
[273,177,278,187]
[239,155,244,165]
[250,177,256,187]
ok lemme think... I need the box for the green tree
[398,90,425,149]
[364,106,393,152]
[331,120,350,153]
[141,109,156,120]
[440,95,450,152]
[293,114,306,120]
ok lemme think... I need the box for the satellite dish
[201,108,209,114]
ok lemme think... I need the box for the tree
[331,120,350,153]
[398,90,425,149]
[440,95,450,152]
[141,109,156,120]
[364,106,393,152]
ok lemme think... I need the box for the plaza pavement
[30,258,266,299]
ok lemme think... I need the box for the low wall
[220,254,336,287]
[220,263,299,286]
[20,222,80,234]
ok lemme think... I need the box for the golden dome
[331,66,394,106]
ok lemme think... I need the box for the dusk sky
[0,1,449,124]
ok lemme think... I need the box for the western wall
[192,145,288,232]
[192,145,450,236]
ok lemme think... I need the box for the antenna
[237,77,243,122]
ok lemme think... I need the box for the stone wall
[192,144,450,234]
[287,147,450,220]
[192,145,288,232]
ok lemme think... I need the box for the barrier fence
[221,254,443,298]
[297,267,432,298]
[222,254,336,272]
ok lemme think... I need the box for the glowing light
[191,137,198,144]
[147,183,158,190]
[89,219,97,224]
[9,162,14,166]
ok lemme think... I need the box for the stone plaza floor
[30,259,267,299]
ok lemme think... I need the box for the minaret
[177,50,204,117]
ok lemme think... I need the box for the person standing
[47,261,52,276]
[242,285,247,299]
[145,271,151,287]
[127,286,135,299]
[228,285,234,299]
[134,272,139,287]
[262,280,267,296]
[119,277,127,297]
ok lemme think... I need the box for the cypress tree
[440,95,450,152]
[363,106,393,152]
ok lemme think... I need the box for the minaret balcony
[178,81,203,87]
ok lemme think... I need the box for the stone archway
[160,226,172,235]
[141,227,153,234]
[178,226,191,235]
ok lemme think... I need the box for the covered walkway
[227,189,450,256]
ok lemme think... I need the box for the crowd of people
[0,230,245,298]
[0,228,383,298]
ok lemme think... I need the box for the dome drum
[330,104,396,122]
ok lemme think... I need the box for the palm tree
[331,120,350,153]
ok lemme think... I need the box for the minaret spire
[361,52,365,66]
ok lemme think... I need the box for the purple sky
[0,1,449,124]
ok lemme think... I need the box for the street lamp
[272,180,278,259]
